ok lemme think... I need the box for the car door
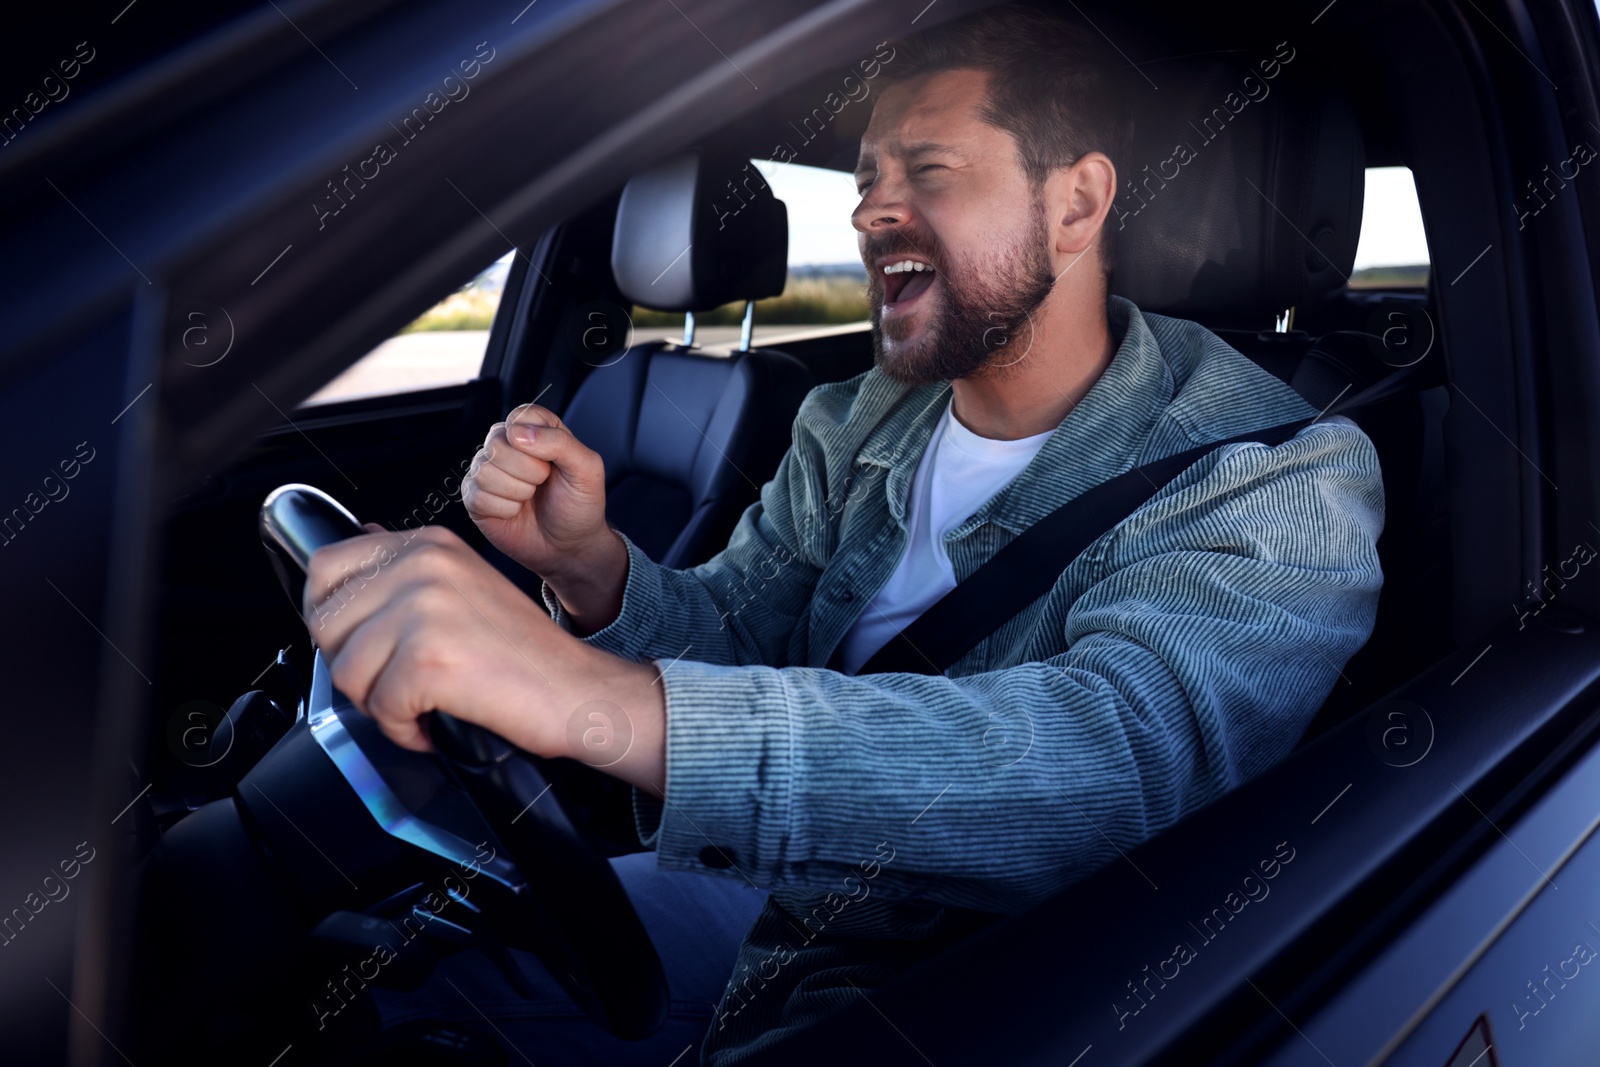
[153,249,515,735]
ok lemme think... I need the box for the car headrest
[1108,55,1365,325]
[611,152,789,312]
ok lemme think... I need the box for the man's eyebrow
[855,140,968,176]
[899,140,964,158]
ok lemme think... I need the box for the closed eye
[856,163,945,193]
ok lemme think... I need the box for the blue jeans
[366,850,770,1064]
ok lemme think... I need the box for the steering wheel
[260,483,669,1041]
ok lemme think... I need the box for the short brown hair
[878,3,1135,274]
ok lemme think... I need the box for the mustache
[862,228,943,271]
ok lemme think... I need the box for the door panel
[153,376,503,763]
[1265,716,1600,1065]
[755,608,1600,1066]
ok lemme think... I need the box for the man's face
[853,68,1058,386]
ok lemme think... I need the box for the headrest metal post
[682,311,696,348]
[1274,307,1296,334]
[738,300,755,352]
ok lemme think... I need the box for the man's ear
[1047,151,1117,261]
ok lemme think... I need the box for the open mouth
[881,258,938,310]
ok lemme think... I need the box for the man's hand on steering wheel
[302,523,666,796]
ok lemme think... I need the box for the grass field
[1348,264,1429,289]
[631,273,870,327]
[399,272,871,333]
[400,287,503,333]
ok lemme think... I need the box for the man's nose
[851,177,910,235]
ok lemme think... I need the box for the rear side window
[1350,166,1429,288]
[630,160,869,346]
[301,250,514,406]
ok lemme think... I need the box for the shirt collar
[973,294,1175,534]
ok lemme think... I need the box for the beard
[865,201,1057,387]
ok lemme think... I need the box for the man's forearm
[542,503,821,669]
[543,527,630,636]
[557,641,667,798]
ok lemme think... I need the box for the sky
[1351,166,1431,270]
[754,160,865,267]
[754,159,1432,271]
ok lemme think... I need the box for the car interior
[7,0,1598,1063]
[143,22,1460,1057]
[150,31,1453,766]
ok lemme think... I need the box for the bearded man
[303,5,1385,1063]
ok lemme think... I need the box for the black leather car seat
[560,152,815,568]
[1107,57,1452,742]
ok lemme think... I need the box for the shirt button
[840,589,854,602]
[699,846,737,869]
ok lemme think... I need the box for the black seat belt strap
[854,361,1421,677]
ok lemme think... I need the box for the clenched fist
[463,402,628,632]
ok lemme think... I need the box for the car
[2,0,1598,1063]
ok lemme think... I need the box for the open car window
[1350,165,1429,288]
[300,249,515,406]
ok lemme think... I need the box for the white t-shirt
[837,399,1056,674]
